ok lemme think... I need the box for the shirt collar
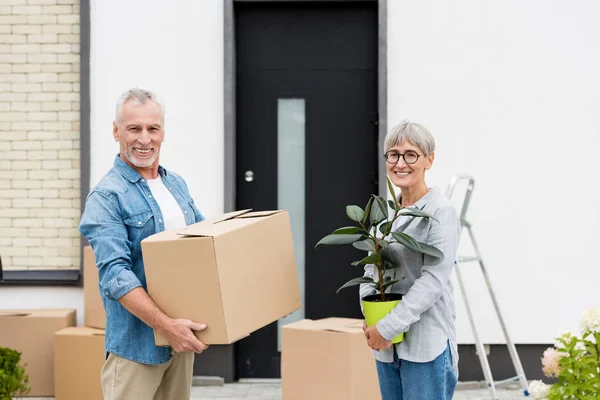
[397,187,438,210]
[113,154,167,183]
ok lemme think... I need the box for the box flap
[56,326,105,336]
[0,309,75,318]
[237,210,284,218]
[282,318,363,334]
[176,209,252,237]
[0,311,31,317]
[313,318,364,334]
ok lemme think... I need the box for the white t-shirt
[146,177,187,231]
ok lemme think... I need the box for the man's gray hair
[115,88,165,123]
[384,120,436,156]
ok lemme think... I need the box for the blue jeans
[375,343,457,400]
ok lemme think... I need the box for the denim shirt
[79,155,204,365]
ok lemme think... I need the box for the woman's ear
[425,152,435,170]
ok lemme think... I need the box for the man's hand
[117,288,209,353]
[364,324,393,351]
[159,318,209,354]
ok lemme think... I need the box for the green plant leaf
[336,276,375,294]
[388,199,397,211]
[315,234,363,248]
[386,176,397,200]
[346,205,364,222]
[332,226,362,235]
[374,196,389,220]
[353,239,375,252]
[398,208,439,222]
[351,253,381,266]
[379,221,393,235]
[362,197,373,224]
[370,196,386,223]
[381,279,401,292]
[377,239,389,248]
[391,232,422,253]
[417,242,444,258]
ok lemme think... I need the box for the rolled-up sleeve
[79,191,142,301]
[376,206,460,340]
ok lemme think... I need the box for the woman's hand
[364,324,393,351]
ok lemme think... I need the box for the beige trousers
[101,352,194,400]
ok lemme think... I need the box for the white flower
[580,308,600,334]
[529,380,550,399]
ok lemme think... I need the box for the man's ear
[112,121,119,142]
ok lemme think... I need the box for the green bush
[0,347,30,400]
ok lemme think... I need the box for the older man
[79,88,207,399]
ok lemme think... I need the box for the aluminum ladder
[445,175,529,399]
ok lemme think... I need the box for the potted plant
[0,347,30,400]
[315,177,444,343]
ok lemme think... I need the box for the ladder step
[492,376,521,386]
[457,256,481,263]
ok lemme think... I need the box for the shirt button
[141,179,145,182]
[138,221,142,225]
[148,195,152,198]
[159,219,163,223]
[184,210,188,214]
[105,291,109,295]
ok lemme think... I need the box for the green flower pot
[362,293,404,344]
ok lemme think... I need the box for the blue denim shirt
[79,155,204,364]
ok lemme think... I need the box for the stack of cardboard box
[53,246,105,400]
[0,309,76,397]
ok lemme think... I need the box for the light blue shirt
[360,188,460,375]
[79,155,204,364]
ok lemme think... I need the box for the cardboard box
[142,209,301,345]
[0,309,76,396]
[282,318,381,400]
[54,327,105,400]
[83,245,106,329]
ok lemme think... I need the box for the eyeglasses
[384,150,421,165]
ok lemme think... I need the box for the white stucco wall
[89,0,224,217]
[388,0,600,343]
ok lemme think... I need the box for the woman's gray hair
[115,88,165,123]
[384,120,436,156]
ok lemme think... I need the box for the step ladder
[445,175,529,399]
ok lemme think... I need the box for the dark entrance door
[235,1,378,378]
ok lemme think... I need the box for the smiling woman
[359,120,461,400]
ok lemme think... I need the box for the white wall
[90,0,224,218]
[388,0,600,343]
[1,1,224,325]
[0,288,84,326]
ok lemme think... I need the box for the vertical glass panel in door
[276,99,305,351]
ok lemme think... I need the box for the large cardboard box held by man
[281,318,382,400]
[54,327,105,400]
[142,209,302,345]
[0,309,76,397]
[83,246,106,329]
